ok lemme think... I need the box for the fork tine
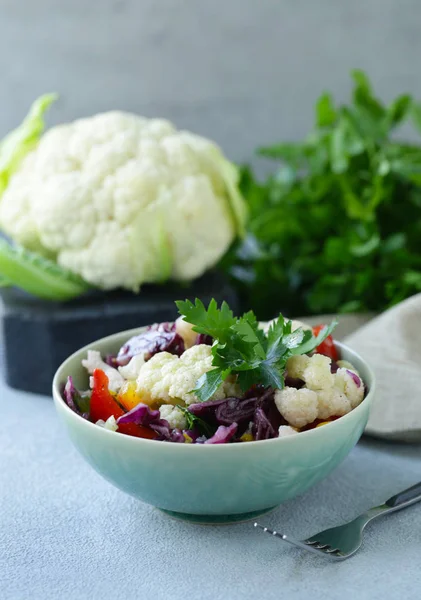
[254,523,343,560]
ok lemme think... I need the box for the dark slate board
[0,271,238,395]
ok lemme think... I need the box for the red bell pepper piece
[312,325,339,361]
[90,369,156,439]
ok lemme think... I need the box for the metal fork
[255,481,421,560]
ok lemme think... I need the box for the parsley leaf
[290,320,338,355]
[175,405,215,437]
[175,298,235,343]
[192,367,230,401]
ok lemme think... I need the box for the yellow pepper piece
[240,432,254,442]
[183,433,193,443]
[316,421,330,428]
[117,380,142,411]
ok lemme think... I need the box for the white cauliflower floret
[286,354,310,380]
[136,344,230,405]
[337,360,360,376]
[222,378,242,398]
[303,353,334,391]
[334,368,364,409]
[274,387,318,428]
[278,425,299,438]
[82,350,124,392]
[0,99,246,291]
[317,388,351,420]
[95,415,118,431]
[118,353,145,381]
[159,405,187,430]
[175,317,198,349]
[136,351,179,403]
[276,354,364,425]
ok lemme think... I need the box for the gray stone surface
[1,0,421,167]
[2,364,421,599]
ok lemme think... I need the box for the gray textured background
[1,0,421,165]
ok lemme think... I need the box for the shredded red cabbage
[330,361,339,374]
[204,423,238,444]
[116,323,185,366]
[63,376,90,419]
[116,403,185,442]
[163,429,186,443]
[183,429,201,442]
[347,369,361,388]
[195,436,208,444]
[104,354,118,368]
[117,403,160,426]
[196,333,213,346]
[253,407,276,440]
[188,387,281,441]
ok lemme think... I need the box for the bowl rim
[52,330,376,450]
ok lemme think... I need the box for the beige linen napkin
[300,298,421,442]
[342,294,421,442]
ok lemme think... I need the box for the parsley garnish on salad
[176,299,337,401]
[175,405,215,437]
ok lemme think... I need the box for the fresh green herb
[74,390,91,415]
[175,404,215,437]
[223,70,421,319]
[176,298,336,401]
[0,239,91,301]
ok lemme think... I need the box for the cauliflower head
[0,96,246,291]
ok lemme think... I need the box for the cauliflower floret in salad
[175,317,198,349]
[96,415,119,431]
[303,354,334,391]
[136,344,236,406]
[317,388,351,420]
[276,354,364,425]
[274,387,319,428]
[286,354,309,380]
[337,360,360,376]
[159,405,187,430]
[118,353,146,381]
[278,425,299,438]
[334,368,364,409]
[82,350,124,393]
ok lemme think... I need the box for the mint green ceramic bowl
[53,329,375,524]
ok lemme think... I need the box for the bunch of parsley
[176,298,335,402]
[223,70,421,319]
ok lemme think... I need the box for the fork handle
[385,481,421,509]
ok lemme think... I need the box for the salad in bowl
[62,299,366,445]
